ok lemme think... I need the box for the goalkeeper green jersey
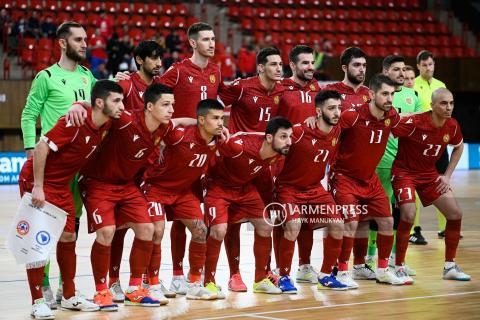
[21,63,96,149]
[377,86,423,169]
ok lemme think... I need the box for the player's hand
[219,127,230,143]
[31,185,45,208]
[25,149,34,159]
[435,175,451,194]
[66,102,88,126]
[115,71,131,81]
[304,116,316,129]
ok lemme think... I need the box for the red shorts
[204,183,265,226]
[80,179,151,233]
[329,172,391,223]
[142,183,203,222]
[392,171,442,207]
[18,179,76,233]
[275,185,342,227]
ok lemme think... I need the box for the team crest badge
[309,83,316,91]
[384,119,391,127]
[443,134,450,143]
[274,96,280,104]
[209,74,216,84]
[101,130,108,140]
[81,76,88,85]
[406,97,412,105]
[332,137,337,146]
[363,95,368,102]
[154,137,161,145]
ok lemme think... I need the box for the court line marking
[196,290,480,320]
[244,315,286,320]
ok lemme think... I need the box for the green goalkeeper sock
[42,260,50,287]
[367,230,377,256]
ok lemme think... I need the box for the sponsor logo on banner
[36,231,51,245]
[0,152,27,185]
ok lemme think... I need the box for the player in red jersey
[329,74,408,288]
[141,99,228,300]
[322,47,369,110]
[19,80,123,319]
[79,84,194,310]
[218,47,285,291]
[392,88,470,282]
[274,90,347,292]
[203,117,293,295]
[276,45,322,285]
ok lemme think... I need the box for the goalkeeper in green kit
[352,55,422,281]
[21,21,96,311]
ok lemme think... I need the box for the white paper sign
[6,192,67,265]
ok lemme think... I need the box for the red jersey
[392,112,463,175]
[330,104,400,181]
[220,76,285,133]
[20,108,110,187]
[322,81,370,110]
[156,58,222,118]
[278,78,320,123]
[118,72,148,113]
[276,123,341,189]
[81,111,173,184]
[142,125,217,192]
[209,133,281,187]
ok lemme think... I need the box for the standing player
[322,47,369,110]
[392,88,470,281]
[274,90,347,292]
[19,80,123,319]
[141,99,228,300]
[363,55,423,277]
[203,117,292,294]
[79,84,193,310]
[218,47,285,291]
[107,40,175,302]
[329,74,407,288]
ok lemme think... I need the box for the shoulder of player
[115,110,133,129]
[359,85,369,93]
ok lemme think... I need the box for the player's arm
[217,135,244,158]
[218,81,243,107]
[436,127,464,194]
[31,140,50,208]
[157,64,179,87]
[66,101,90,126]
[338,108,359,129]
[171,117,197,127]
[21,71,49,156]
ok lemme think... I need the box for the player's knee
[283,221,300,241]
[132,223,154,240]
[191,221,207,242]
[377,217,393,231]
[96,226,116,244]
[328,222,344,239]
[446,207,463,221]
[210,225,227,240]
[59,231,76,242]
[153,222,165,240]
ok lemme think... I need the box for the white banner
[6,193,67,265]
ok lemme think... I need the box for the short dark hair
[382,55,405,70]
[289,45,314,64]
[315,90,342,107]
[369,74,395,92]
[187,22,213,39]
[416,50,434,64]
[265,116,292,136]
[196,99,224,117]
[91,80,123,106]
[134,40,163,69]
[405,65,415,72]
[56,21,84,39]
[340,47,367,66]
[257,47,281,65]
[144,83,173,110]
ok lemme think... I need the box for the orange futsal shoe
[228,273,247,292]
[93,289,118,311]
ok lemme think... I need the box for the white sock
[444,261,456,269]
[353,264,364,269]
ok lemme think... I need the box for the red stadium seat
[241,19,253,31]
[144,3,159,15]
[255,7,268,18]
[283,32,294,44]
[30,0,42,10]
[90,1,102,12]
[36,49,51,65]
[228,6,241,19]
[269,19,281,32]
[283,19,294,31]
[72,12,87,26]
[75,1,89,12]
[118,2,131,14]
[399,35,413,47]
[87,13,101,26]
[349,10,363,20]
[145,29,157,40]
[284,8,297,19]
[255,18,267,31]
[270,8,283,19]
[295,33,307,44]
[117,14,129,27]
[162,4,174,15]
[104,2,116,13]
[38,38,53,51]
[175,3,189,15]
[15,0,28,10]
[297,8,310,19]
[128,28,142,42]
[57,12,72,24]
[336,9,347,20]
[172,16,186,29]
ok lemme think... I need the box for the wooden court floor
[0,170,479,320]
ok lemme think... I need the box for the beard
[347,70,364,85]
[65,43,85,62]
[296,70,313,82]
[322,113,339,126]
[273,143,290,156]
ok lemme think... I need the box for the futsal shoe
[278,275,298,294]
[394,266,414,285]
[109,281,125,303]
[159,280,176,298]
[376,268,406,285]
[409,226,428,245]
[124,286,161,306]
[186,281,217,300]
[93,289,118,311]
[317,275,348,291]
[31,298,55,320]
[352,264,377,280]
[148,285,170,305]
[61,295,100,311]
[42,286,57,310]
[205,282,226,299]
[253,278,282,294]
[267,270,280,286]
[389,254,416,276]
[365,256,376,271]
[296,264,319,284]
[337,271,359,289]
[443,264,471,281]
[228,273,248,292]
[169,275,188,295]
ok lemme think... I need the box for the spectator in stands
[89,29,108,71]
[163,50,180,70]
[218,46,236,81]
[106,32,121,74]
[0,9,11,45]
[118,34,134,67]
[98,11,113,39]
[9,16,27,52]
[26,11,41,39]
[41,16,56,39]
[313,42,331,80]
[166,29,181,53]
[92,62,110,79]
[156,35,167,53]
[237,43,256,78]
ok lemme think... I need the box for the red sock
[26,266,44,303]
[338,236,354,271]
[272,225,283,268]
[353,237,368,265]
[91,240,111,292]
[445,219,461,262]
[321,235,343,274]
[171,221,187,276]
[204,236,222,285]
[109,228,128,286]
[278,237,295,276]
[254,234,272,282]
[377,233,394,269]
[56,241,76,299]
[225,223,241,277]
[147,244,161,285]
[189,240,207,281]
[129,238,153,287]
[395,219,413,266]
[297,227,314,265]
